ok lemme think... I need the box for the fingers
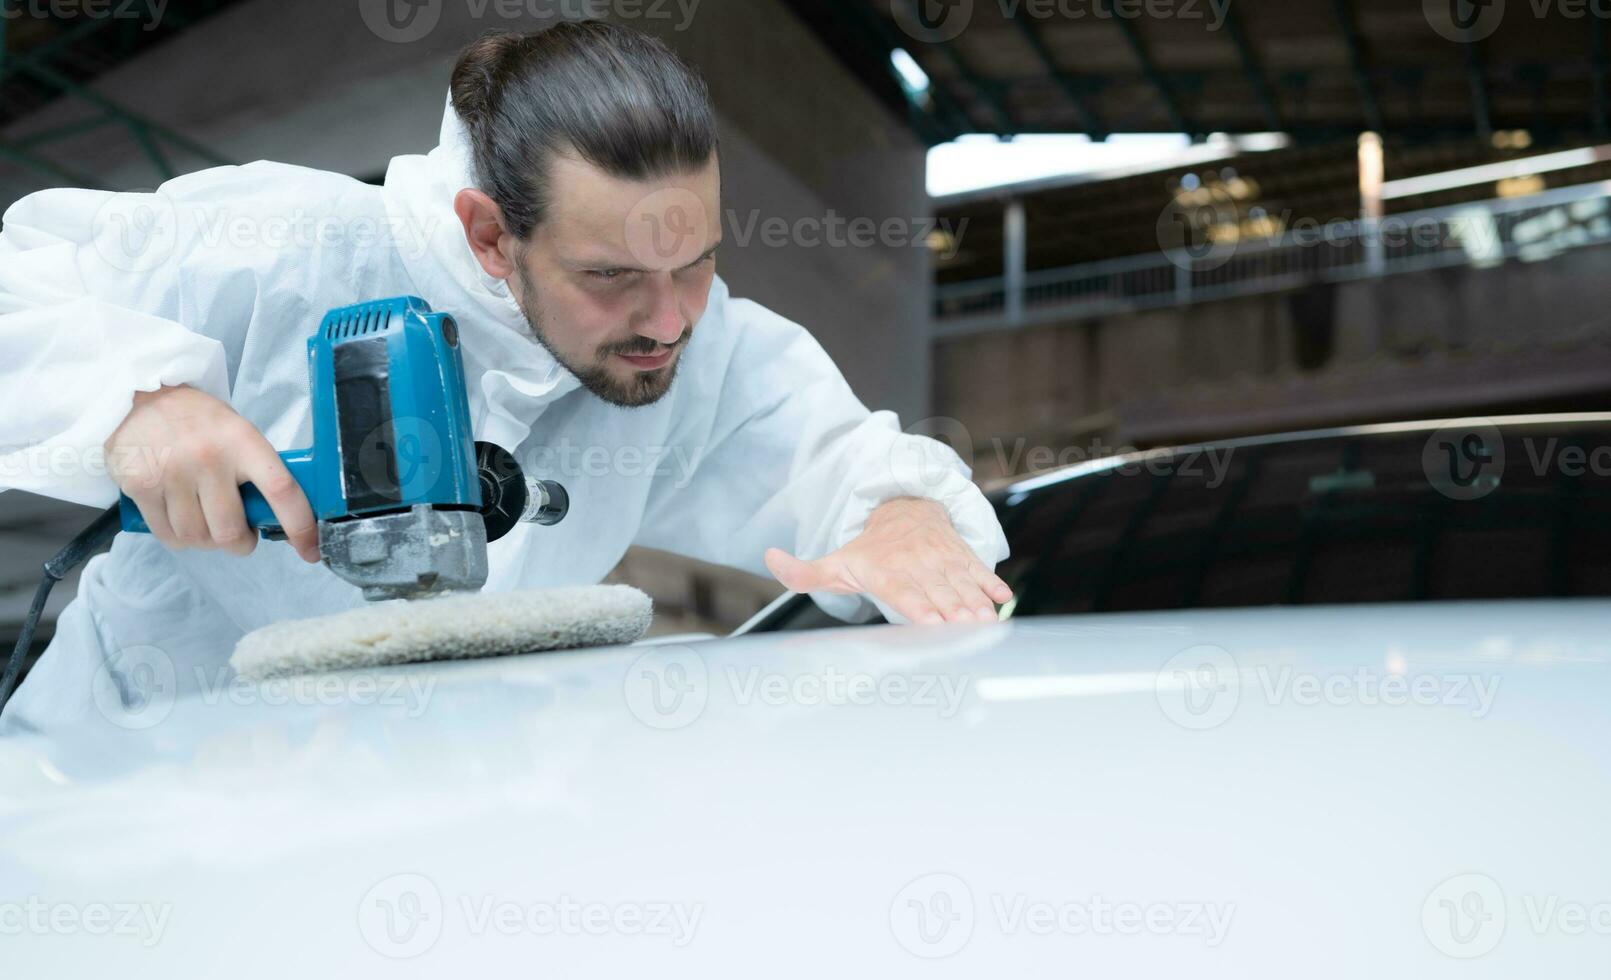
[237,438,319,563]
[969,559,1014,606]
[125,489,176,545]
[869,561,1002,626]
[874,571,944,626]
[765,547,858,595]
[943,563,998,622]
[197,469,256,557]
[921,579,975,625]
[164,479,210,551]
[106,385,317,561]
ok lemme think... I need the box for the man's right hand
[105,385,320,563]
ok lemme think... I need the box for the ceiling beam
[1461,30,1494,141]
[944,122,1579,143]
[8,50,233,168]
[1594,22,1608,138]
[1009,17,1107,138]
[0,16,110,88]
[826,0,974,140]
[1331,0,1385,133]
[1101,0,1190,134]
[889,0,1020,135]
[1222,6,1282,132]
[0,138,105,188]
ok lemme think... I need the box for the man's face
[509,152,722,407]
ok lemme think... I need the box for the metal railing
[934,180,1611,337]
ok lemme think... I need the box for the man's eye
[590,269,628,280]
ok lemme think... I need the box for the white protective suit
[0,101,1008,735]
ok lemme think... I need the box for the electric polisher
[0,297,653,709]
[119,295,568,599]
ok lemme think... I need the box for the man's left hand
[764,497,1013,624]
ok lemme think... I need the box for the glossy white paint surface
[2,600,1607,977]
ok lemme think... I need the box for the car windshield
[997,418,1611,616]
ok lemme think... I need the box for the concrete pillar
[1004,198,1026,326]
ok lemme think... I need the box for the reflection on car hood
[3,600,1608,976]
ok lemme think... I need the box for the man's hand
[106,385,320,563]
[764,497,1012,624]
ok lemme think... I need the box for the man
[0,21,1009,734]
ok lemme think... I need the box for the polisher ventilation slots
[0,297,652,709]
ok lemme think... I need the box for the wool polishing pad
[231,585,653,681]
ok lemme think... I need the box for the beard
[514,272,688,409]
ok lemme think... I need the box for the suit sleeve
[632,294,1009,623]
[0,183,237,506]
[0,163,367,507]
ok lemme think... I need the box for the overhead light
[890,48,931,103]
[1497,174,1547,197]
[1492,129,1534,150]
[1359,131,1384,220]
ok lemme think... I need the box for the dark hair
[450,21,718,238]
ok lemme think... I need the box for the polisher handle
[118,448,318,536]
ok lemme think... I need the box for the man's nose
[636,274,686,346]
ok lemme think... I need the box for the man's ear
[454,188,517,279]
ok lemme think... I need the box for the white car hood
[2,600,1607,977]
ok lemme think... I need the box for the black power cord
[0,504,122,716]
